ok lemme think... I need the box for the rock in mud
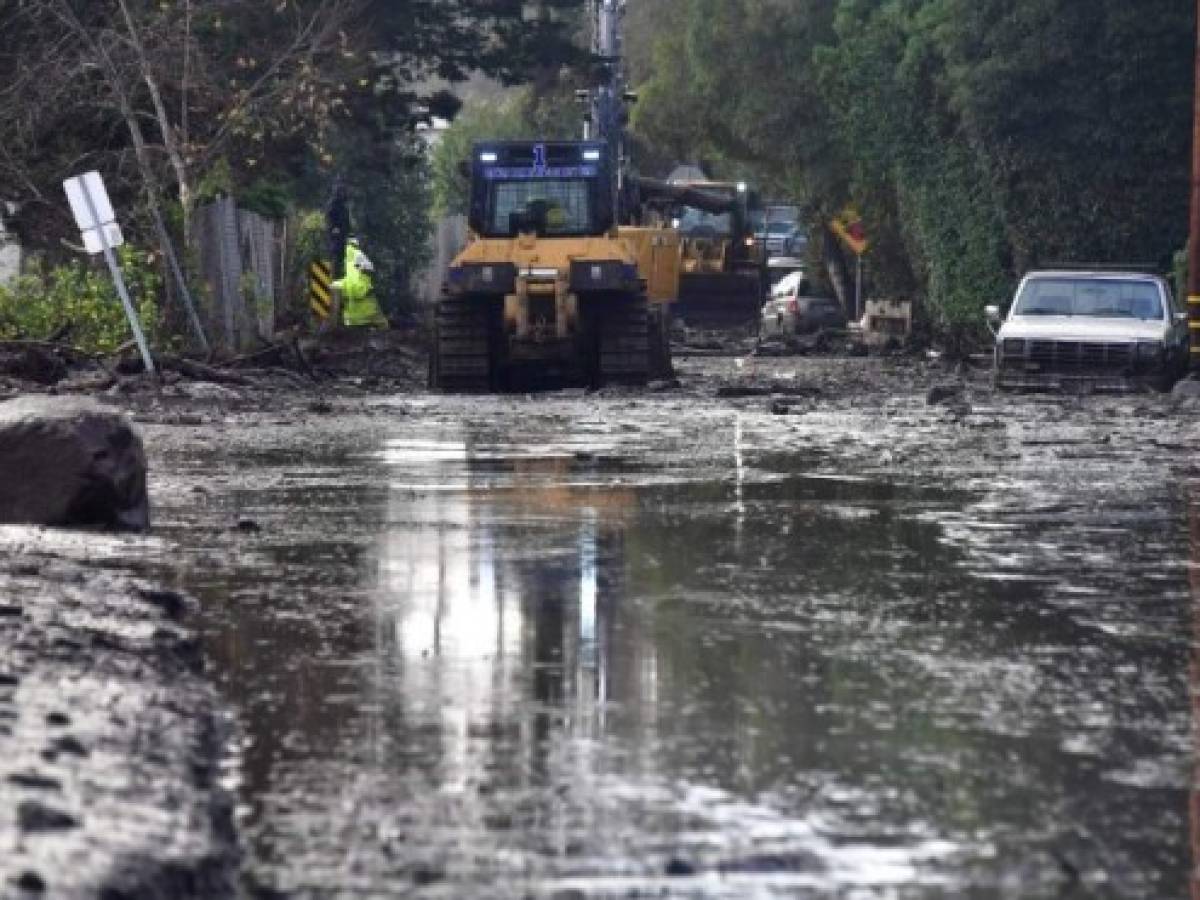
[0,396,149,531]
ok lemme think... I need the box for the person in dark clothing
[325,177,351,279]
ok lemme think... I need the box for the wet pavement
[137,356,1199,897]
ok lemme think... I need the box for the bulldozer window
[488,179,593,237]
[677,206,732,237]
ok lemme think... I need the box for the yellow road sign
[309,260,333,320]
[831,207,869,256]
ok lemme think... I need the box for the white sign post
[63,171,156,375]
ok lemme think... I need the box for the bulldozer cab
[676,204,733,238]
[668,182,763,272]
[633,176,766,331]
[468,141,615,239]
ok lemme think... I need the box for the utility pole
[1189,0,1200,370]
[586,0,634,218]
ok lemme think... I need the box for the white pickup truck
[987,269,1189,392]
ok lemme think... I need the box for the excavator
[429,0,681,392]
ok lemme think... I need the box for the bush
[275,210,328,330]
[0,246,162,353]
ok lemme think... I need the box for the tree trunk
[117,0,194,246]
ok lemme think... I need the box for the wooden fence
[193,198,283,354]
[0,203,22,284]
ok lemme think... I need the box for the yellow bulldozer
[636,174,767,332]
[430,3,768,391]
[429,141,679,391]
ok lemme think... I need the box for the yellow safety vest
[334,244,387,328]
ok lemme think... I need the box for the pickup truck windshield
[1014,277,1163,320]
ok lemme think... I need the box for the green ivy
[0,246,162,353]
[238,179,291,220]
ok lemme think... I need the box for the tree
[0,0,355,257]
[429,85,583,219]
[0,0,587,315]
[629,0,1195,345]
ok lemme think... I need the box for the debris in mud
[753,331,844,359]
[717,379,823,399]
[926,383,965,405]
[770,396,813,415]
[7,772,63,791]
[753,336,808,358]
[671,327,758,357]
[15,870,46,892]
[17,799,78,833]
[300,329,427,387]
[138,587,191,620]
[0,343,72,385]
[717,384,773,398]
[0,330,427,419]
[665,858,698,877]
[0,396,149,531]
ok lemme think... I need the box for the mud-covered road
[28,352,1200,897]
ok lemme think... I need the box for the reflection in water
[164,411,1195,897]
[371,432,634,803]
[348,428,971,893]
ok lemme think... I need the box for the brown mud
[0,542,237,899]
[4,331,1200,897]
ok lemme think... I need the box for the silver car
[760,272,847,340]
[988,269,1189,391]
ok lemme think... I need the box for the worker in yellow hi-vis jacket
[332,237,388,329]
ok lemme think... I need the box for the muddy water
[146,370,1197,898]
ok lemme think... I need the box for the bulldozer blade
[675,272,764,330]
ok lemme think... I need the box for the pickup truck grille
[1006,340,1136,374]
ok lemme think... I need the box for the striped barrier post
[309,260,333,322]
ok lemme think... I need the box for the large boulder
[0,397,149,530]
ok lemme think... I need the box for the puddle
[137,393,1196,897]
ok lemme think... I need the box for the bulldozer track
[432,297,492,392]
[597,293,650,385]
